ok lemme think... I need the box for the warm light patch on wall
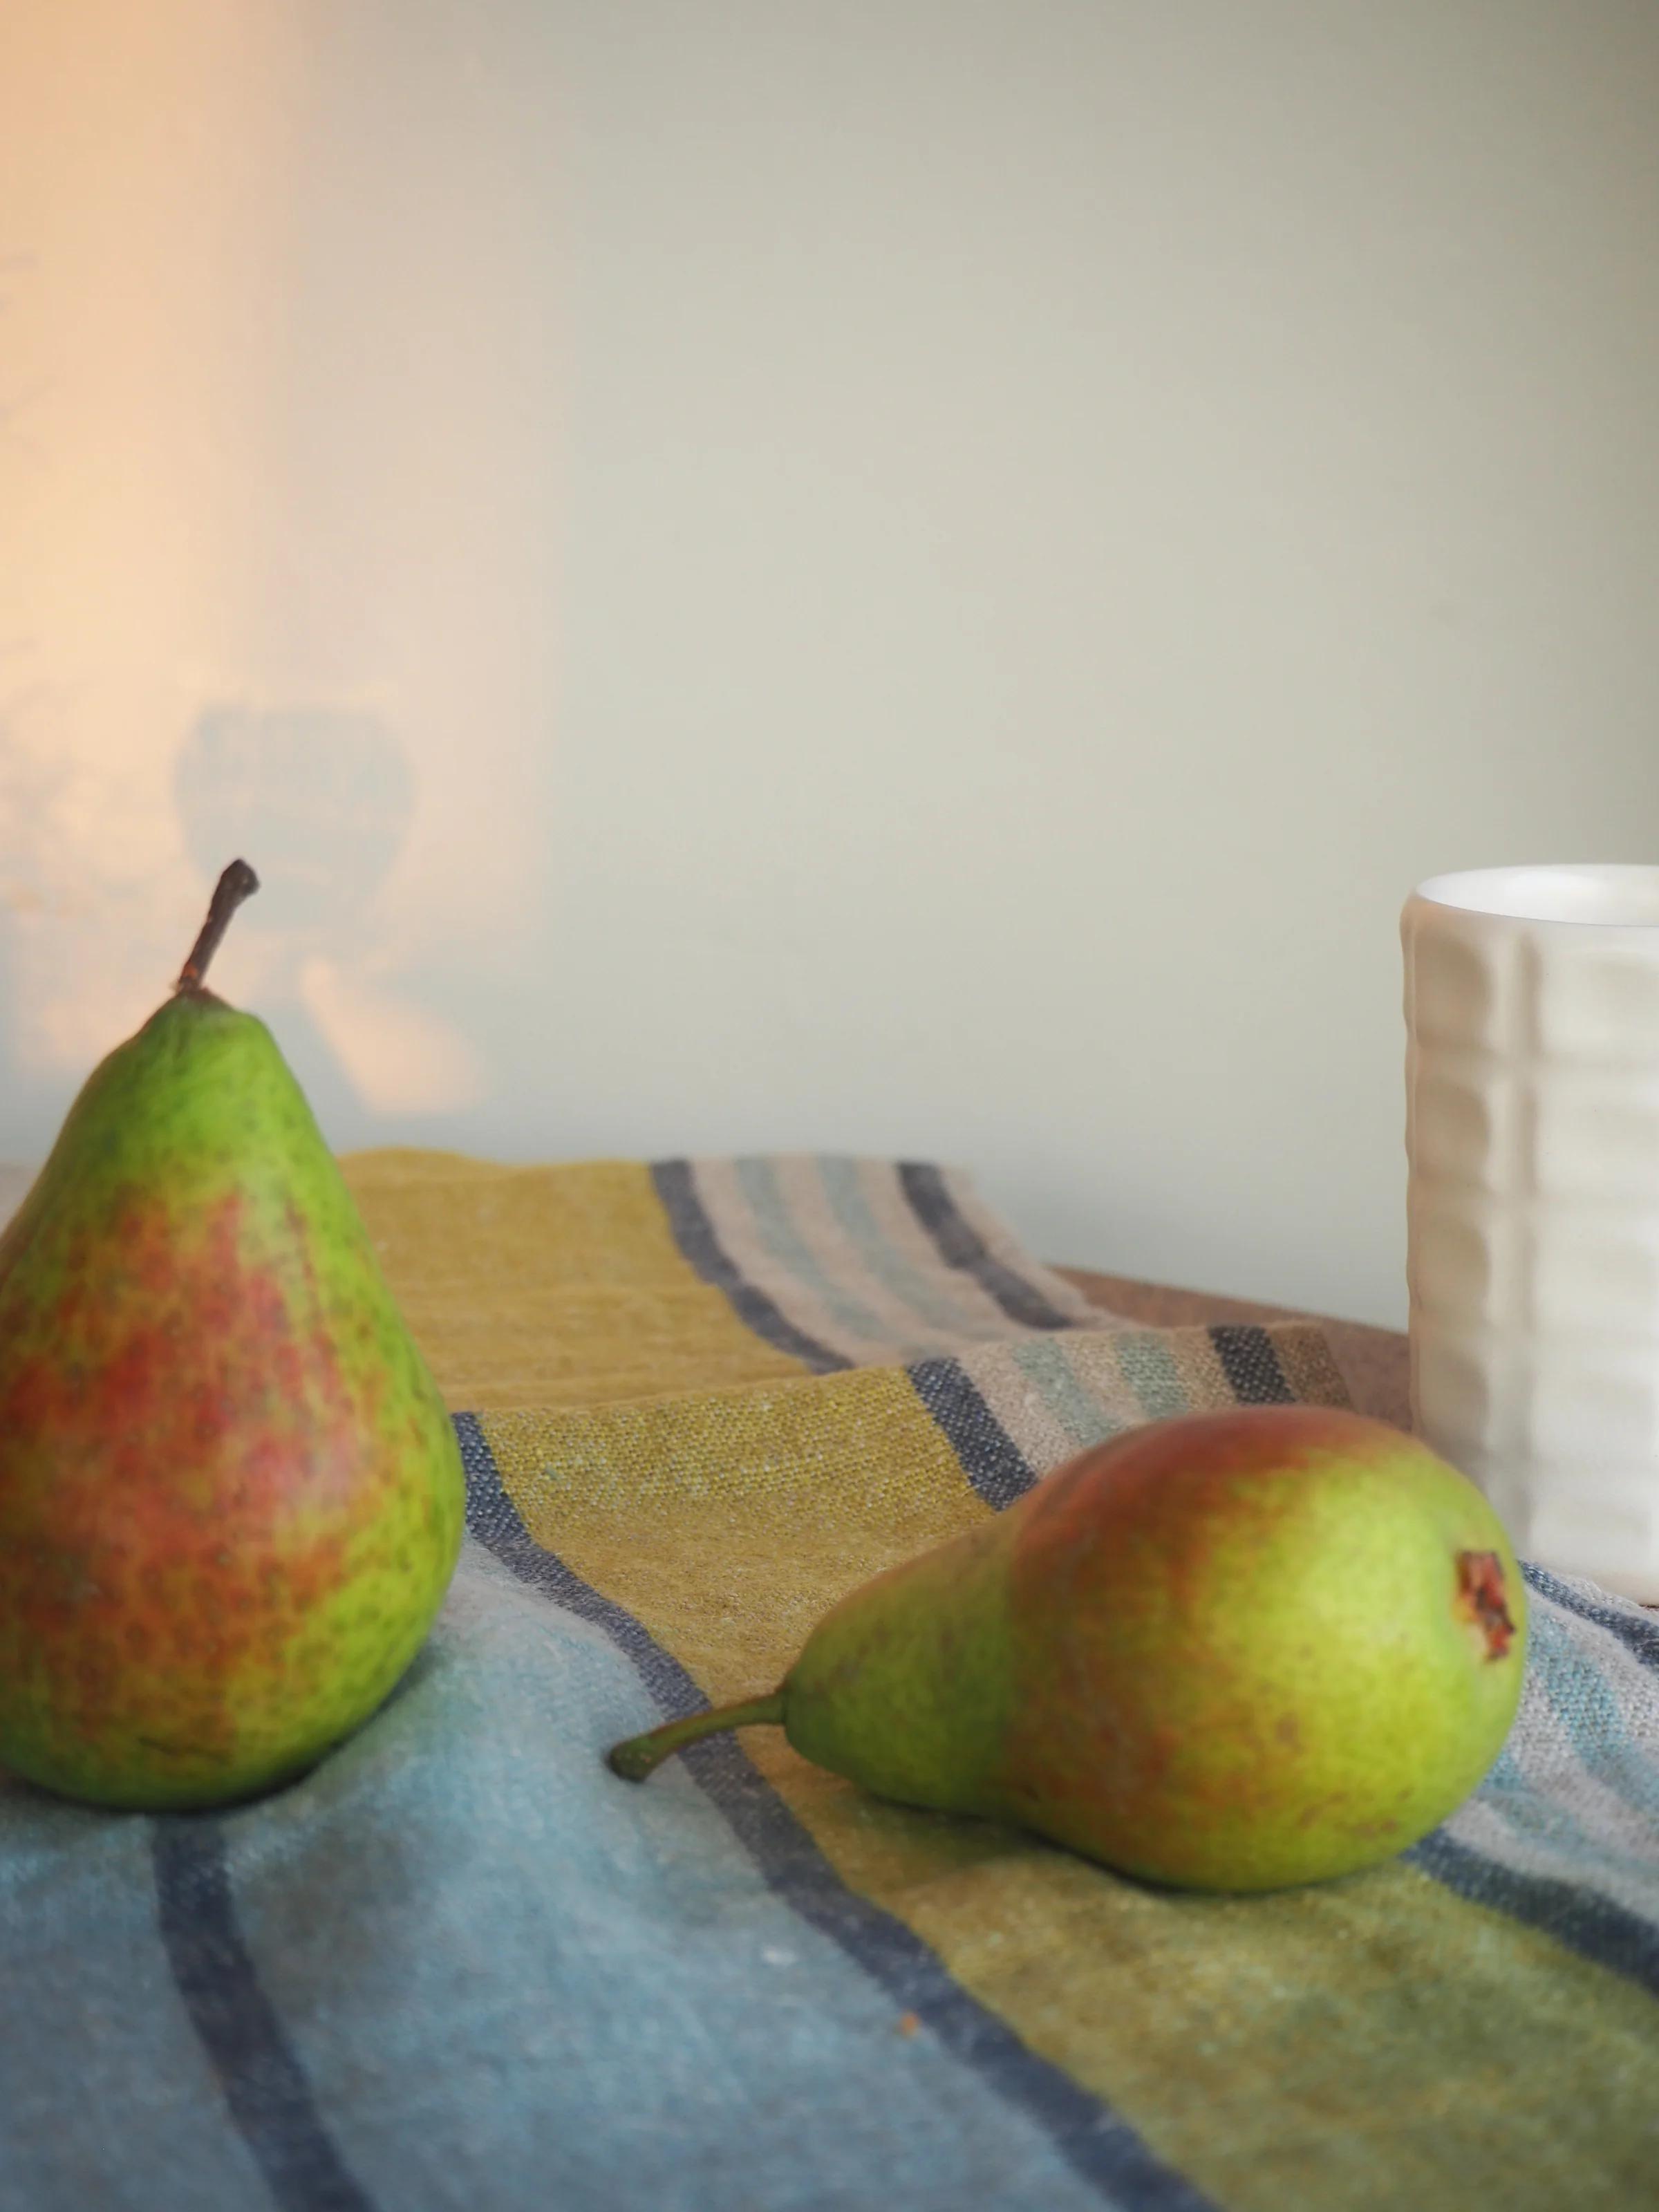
[0,0,310,1074]
[0,0,558,1117]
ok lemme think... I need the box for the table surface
[1059,1267,1412,1432]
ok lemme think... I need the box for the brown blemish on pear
[1456,1548,1517,1661]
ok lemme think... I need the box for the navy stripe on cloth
[1410,1827,1659,2000]
[907,1357,1038,1510]
[897,1163,1078,1331]
[1523,1562,1659,1679]
[453,1413,1214,2212]
[650,1159,850,1373]
[153,1819,376,2212]
[1207,1325,1296,1404]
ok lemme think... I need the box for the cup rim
[1411,863,1659,930]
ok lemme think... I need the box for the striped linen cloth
[1,1149,1656,2212]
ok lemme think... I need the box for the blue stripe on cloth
[153,1820,376,2212]
[816,1157,1002,1338]
[1206,1326,1296,1404]
[1521,1606,1659,1826]
[454,1414,1215,2212]
[897,1163,1079,1331]
[1410,1827,1659,2000]
[0,1801,297,2209]
[1450,1734,1659,1957]
[650,1159,851,1373]
[1011,1336,1128,1452]
[1523,1563,1659,1679]
[907,1357,1039,1510]
[733,1157,892,1351]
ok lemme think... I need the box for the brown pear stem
[607,1691,786,1781]
[176,860,260,993]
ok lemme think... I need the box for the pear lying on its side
[608,1405,1526,1891]
[0,863,465,1809]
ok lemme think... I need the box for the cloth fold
[1,1149,1655,2212]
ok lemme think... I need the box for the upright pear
[608,1405,1526,1891]
[0,863,465,1808]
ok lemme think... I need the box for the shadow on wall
[0,706,489,1169]
[0,715,496,1290]
[175,706,486,1127]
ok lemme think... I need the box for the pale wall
[3,1,1658,1327]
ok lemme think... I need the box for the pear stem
[607,1691,786,1781]
[176,860,260,993]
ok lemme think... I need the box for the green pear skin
[0,864,465,1809]
[608,1406,1526,1891]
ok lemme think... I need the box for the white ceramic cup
[1404,864,1659,1602]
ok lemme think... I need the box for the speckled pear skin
[986,1407,1526,1890]
[635,1406,1527,1893]
[0,966,465,1810]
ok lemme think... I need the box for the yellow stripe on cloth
[482,1365,983,1688]
[479,1382,1659,2212]
[340,1149,811,1409]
